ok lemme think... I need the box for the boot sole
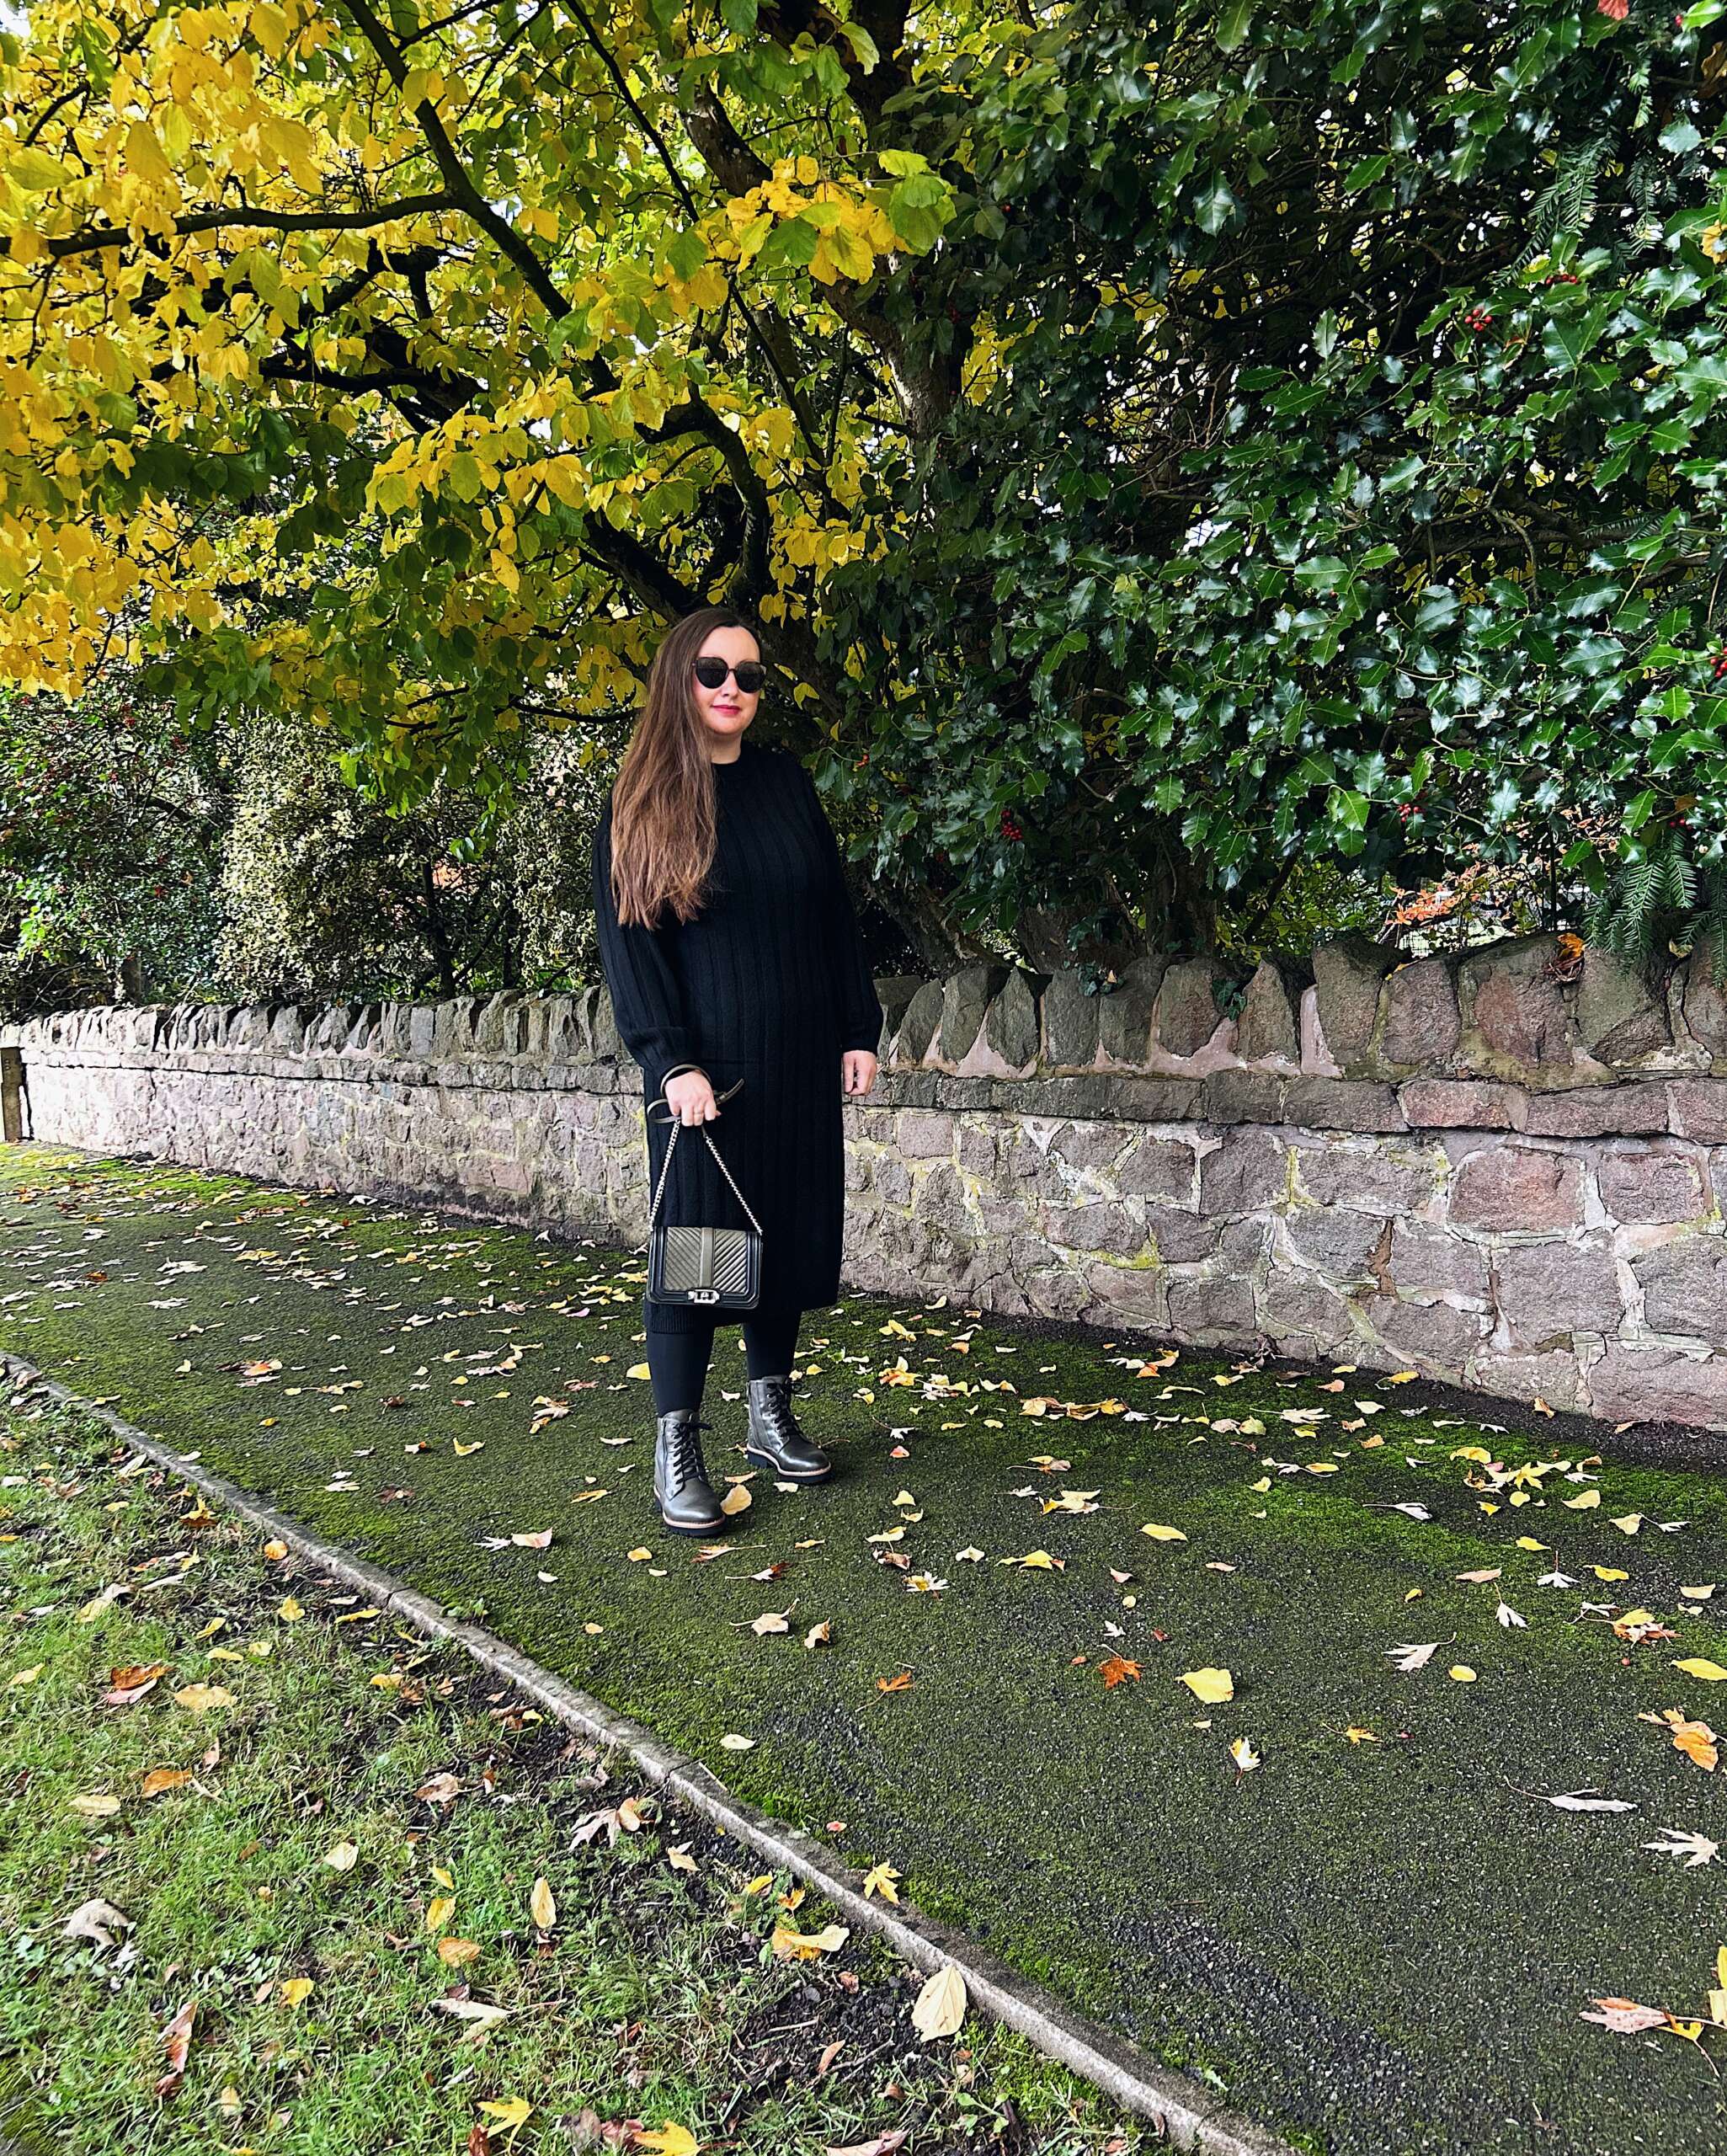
[657,1507,728,1535]
[744,1445,834,1482]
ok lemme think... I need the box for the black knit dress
[590,739,884,1333]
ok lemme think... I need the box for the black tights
[645,1300,803,1414]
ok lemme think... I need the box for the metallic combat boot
[653,1408,727,1534]
[744,1374,834,1482]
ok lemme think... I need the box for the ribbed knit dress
[590,738,885,1333]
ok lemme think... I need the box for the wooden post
[0,1046,21,1144]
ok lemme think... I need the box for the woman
[591,606,882,1536]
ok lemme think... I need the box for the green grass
[0,1392,1143,2156]
[3,1142,1726,2155]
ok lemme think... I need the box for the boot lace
[754,1374,797,1438]
[668,1412,712,1484]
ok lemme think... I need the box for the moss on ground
[3,1143,1725,2156]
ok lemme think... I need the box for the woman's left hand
[841,1049,878,1097]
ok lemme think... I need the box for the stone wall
[11,928,1727,1440]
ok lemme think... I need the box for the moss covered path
[3,1143,1724,2156]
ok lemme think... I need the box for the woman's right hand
[664,1069,720,1125]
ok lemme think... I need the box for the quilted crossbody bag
[644,1062,762,1310]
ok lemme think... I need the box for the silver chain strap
[644,1070,764,1237]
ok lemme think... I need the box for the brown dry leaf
[876,1671,914,1693]
[153,1998,197,2098]
[61,1897,131,1948]
[805,1620,833,1649]
[102,1661,170,1706]
[1580,1997,1667,2033]
[438,1937,482,1967]
[1098,1655,1141,1689]
[825,2135,908,2156]
[415,1772,463,1806]
[1639,1707,1719,1771]
[141,1768,195,1799]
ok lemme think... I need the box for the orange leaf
[1098,1655,1141,1689]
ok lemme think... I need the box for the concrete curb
[3,1351,1297,2156]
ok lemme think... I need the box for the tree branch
[47,194,461,260]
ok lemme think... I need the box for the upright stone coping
[9,931,1727,1444]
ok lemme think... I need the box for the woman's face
[691,627,761,754]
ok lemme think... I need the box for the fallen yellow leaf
[862,1862,901,1903]
[633,2126,699,2156]
[911,1963,967,2040]
[770,1920,850,1960]
[173,1684,235,1712]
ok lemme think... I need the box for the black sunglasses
[693,656,765,694]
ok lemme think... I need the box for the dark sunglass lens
[733,664,765,693]
[693,657,728,687]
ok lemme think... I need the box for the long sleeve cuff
[641,1038,697,1101]
[840,1002,883,1055]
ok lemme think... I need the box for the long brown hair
[605,606,761,929]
